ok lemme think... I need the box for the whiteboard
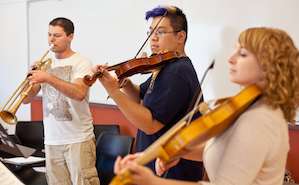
[27,0,299,103]
[1,0,299,119]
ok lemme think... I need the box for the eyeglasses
[146,30,181,37]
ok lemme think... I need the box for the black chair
[16,121,44,157]
[95,132,134,185]
[0,121,47,185]
[93,125,120,140]
[14,120,46,171]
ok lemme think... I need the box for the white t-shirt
[41,53,94,145]
[200,100,289,185]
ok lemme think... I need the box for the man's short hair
[49,17,74,36]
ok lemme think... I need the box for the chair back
[95,132,134,185]
[93,125,120,140]
[16,121,44,157]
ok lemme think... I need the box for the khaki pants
[45,138,100,185]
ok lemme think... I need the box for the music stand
[0,123,35,158]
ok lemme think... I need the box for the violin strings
[186,90,204,126]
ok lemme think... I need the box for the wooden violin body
[109,84,262,185]
[83,50,181,86]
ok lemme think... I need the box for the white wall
[1,0,299,131]
[0,0,30,134]
[26,0,299,101]
[184,0,299,99]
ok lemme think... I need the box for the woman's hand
[127,161,158,185]
[155,158,180,176]
[114,153,144,174]
[114,152,159,185]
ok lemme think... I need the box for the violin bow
[134,11,167,59]
[105,11,167,100]
[162,60,214,178]
[186,60,215,125]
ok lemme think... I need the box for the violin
[84,11,170,90]
[83,50,182,86]
[109,84,262,185]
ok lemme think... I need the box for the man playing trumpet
[24,17,100,185]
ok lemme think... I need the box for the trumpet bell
[0,45,53,125]
[0,110,17,125]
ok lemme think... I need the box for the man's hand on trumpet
[27,70,49,85]
[26,61,49,85]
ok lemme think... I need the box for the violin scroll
[83,75,96,86]
[83,71,103,86]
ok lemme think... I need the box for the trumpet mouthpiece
[49,44,54,50]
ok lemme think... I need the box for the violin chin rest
[174,50,182,58]
[198,102,210,115]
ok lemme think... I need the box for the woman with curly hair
[113,27,299,185]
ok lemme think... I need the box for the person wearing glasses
[113,27,299,185]
[92,5,204,181]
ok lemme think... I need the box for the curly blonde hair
[239,27,299,122]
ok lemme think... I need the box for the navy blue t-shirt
[136,57,204,181]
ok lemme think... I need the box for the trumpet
[0,44,54,125]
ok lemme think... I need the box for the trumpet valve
[21,92,28,97]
